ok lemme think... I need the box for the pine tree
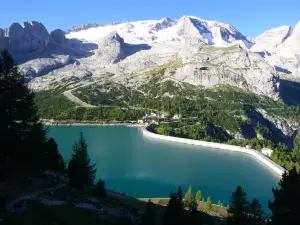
[68,132,96,189]
[228,185,249,225]
[205,196,214,212]
[248,199,263,217]
[184,185,197,211]
[94,179,106,198]
[44,137,65,173]
[162,190,185,225]
[195,190,203,202]
[141,199,155,225]
[269,167,300,225]
[0,50,48,174]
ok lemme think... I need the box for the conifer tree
[228,185,249,225]
[45,137,65,173]
[68,132,96,189]
[141,199,155,225]
[94,179,106,198]
[162,190,185,225]
[248,198,263,217]
[184,185,197,211]
[269,167,300,225]
[195,190,203,202]
[205,196,214,212]
[0,50,48,174]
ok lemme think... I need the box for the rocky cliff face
[176,16,250,46]
[251,21,300,77]
[95,31,126,64]
[6,22,50,53]
[175,44,280,98]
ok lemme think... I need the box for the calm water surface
[48,125,280,213]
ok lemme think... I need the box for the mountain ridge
[0,16,299,100]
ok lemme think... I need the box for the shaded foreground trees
[141,199,155,225]
[228,185,264,225]
[0,50,62,177]
[269,167,300,225]
[68,132,96,189]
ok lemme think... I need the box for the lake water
[48,125,280,213]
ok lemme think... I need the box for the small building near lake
[262,148,274,157]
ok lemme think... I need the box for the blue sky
[1,0,299,37]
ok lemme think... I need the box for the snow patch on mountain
[66,16,252,47]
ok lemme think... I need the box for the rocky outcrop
[149,17,176,32]
[50,29,68,45]
[175,46,280,98]
[0,28,4,37]
[7,21,50,53]
[67,23,100,33]
[251,26,292,54]
[177,16,251,46]
[19,55,73,79]
[95,31,126,64]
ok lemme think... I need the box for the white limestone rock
[175,46,279,98]
[95,31,125,64]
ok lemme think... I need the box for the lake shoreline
[143,124,286,176]
[40,119,145,127]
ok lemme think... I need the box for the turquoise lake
[47,125,280,213]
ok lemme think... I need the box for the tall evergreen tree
[162,190,185,225]
[248,199,263,217]
[141,199,155,225]
[68,132,96,189]
[228,185,249,225]
[269,167,300,225]
[195,190,203,202]
[0,50,48,174]
[44,137,65,173]
[184,185,197,211]
[94,179,106,198]
[205,196,214,212]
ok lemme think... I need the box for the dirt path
[6,182,66,212]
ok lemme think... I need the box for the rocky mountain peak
[251,26,292,53]
[149,16,176,32]
[95,31,125,64]
[0,28,5,37]
[50,29,67,45]
[67,23,101,33]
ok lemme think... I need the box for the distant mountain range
[0,16,299,99]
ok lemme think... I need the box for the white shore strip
[142,125,286,176]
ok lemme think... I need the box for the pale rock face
[95,31,125,64]
[19,55,73,79]
[251,26,292,54]
[149,17,176,32]
[250,22,300,76]
[280,21,300,55]
[177,16,211,43]
[176,47,279,98]
[176,16,250,46]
